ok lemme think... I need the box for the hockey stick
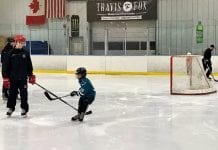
[35,83,92,115]
[206,64,218,82]
[211,74,218,82]
[44,92,71,101]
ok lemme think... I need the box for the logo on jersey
[22,54,26,58]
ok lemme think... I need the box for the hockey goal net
[170,55,217,95]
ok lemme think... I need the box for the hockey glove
[29,75,36,85]
[70,91,79,97]
[3,78,10,89]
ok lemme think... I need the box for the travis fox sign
[87,0,157,21]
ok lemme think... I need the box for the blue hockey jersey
[78,77,96,98]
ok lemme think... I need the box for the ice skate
[71,114,79,121]
[78,112,85,122]
[6,108,14,117]
[21,109,27,118]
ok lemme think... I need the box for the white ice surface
[0,74,218,150]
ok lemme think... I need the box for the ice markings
[29,117,58,127]
[118,97,128,101]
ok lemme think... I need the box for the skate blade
[21,115,27,118]
[71,118,78,122]
[6,115,12,118]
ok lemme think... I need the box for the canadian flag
[26,0,46,25]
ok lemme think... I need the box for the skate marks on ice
[0,75,218,150]
[86,89,218,139]
[85,92,178,137]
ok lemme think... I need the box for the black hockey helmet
[210,44,215,48]
[75,67,87,77]
[7,37,15,43]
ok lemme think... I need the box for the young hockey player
[71,67,96,122]
[202,45,215,79]
[3,34,36,117]
[1,37,15,101]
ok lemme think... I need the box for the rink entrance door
[91,21,156,56]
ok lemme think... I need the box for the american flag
[45,0,66,18]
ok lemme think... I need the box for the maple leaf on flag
[29,0,40,14]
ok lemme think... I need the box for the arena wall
[1,0,218,55]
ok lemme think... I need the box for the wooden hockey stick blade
[36,83,78,111]
[44,91,54,101]
[44,91,92,115]
[44,91,72,101]
[205,64,218,82]
[211,74,218,82]
[85,110,92,115]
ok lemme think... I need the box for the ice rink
[0,74,218,150]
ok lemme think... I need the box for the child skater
[70,67,96,122]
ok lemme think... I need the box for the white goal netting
[170,55,217,95]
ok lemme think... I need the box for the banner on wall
[26,0,46,25]
[196,21,204,44]
[87,0,157,22]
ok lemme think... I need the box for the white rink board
[32,56,67,70]
[67,56,148,72]
[105,56,147,72]
[67,56,106,72]
[31,55,218,73]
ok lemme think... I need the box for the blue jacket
[78,77,96,99]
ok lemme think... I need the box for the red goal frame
[170,55,217,95]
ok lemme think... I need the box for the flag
[45,0,66,18]
[26,0,46,25]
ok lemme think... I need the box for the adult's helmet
[75,67,87,77]
[14,34,26,43]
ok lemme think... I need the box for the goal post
[170,55,217,95]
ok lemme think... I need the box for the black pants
[2,85,19,100]
[202,59,212,78]
[2,85,9,98]
[78,96,95,114]
[7,79,28,112]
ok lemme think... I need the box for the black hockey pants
[78,96,95,114]
[202,59,212,78]
[7,79,28,112]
